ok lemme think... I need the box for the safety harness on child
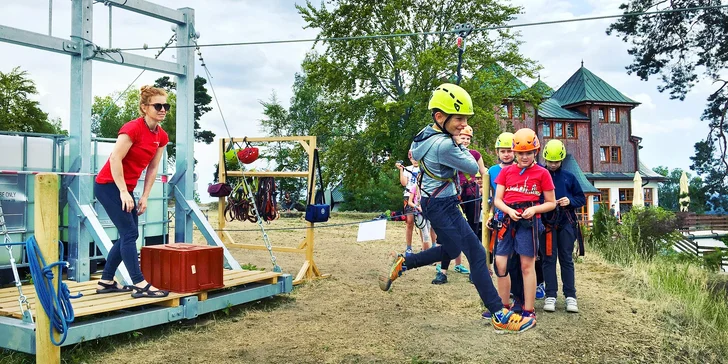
[488,201,540,278]
[541,205,585,257]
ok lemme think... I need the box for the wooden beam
[226,243,305,254]
[226,171,309,178]
[34,173,60,364]
[225,136,314,143]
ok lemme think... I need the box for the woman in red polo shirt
[94,85,170,298]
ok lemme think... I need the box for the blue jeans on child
[94,182,145,284]
[540,224,577,298]
[403,195,503,314]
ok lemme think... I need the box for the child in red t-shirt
[493,128,556,319]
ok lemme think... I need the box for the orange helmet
[512,128,540,152]
[461,125,473,137]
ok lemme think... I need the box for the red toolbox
[140,243,224,293]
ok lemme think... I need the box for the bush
[619,206,681,261]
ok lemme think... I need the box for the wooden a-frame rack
[216,136,329,285]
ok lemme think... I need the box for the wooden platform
[0,269,280,319]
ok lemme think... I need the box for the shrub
[618,206,681,261]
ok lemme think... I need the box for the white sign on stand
[357,219,387,242]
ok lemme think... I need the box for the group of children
[381,82,586,333]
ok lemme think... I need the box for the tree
[92,75,215,159]
[0,67,68,134]
[607,1,728,211]
[652,166,708,213]
[292,0,540,210]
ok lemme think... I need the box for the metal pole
[173,8,195,244]
[108,4,112,47]
[48,0,52,36]
[68,0,94,282]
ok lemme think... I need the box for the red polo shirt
[96,117,169,192]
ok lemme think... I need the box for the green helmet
[225,148,239,164]
[543,139,566,161]
[428,83,474,116]
[495,132,514,149]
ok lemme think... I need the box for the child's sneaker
[492,309,536,333]
[566,297,579,313]
[453,264,470,274]
[379,253,406,291]
[405,247,414,257]
[543,297,556,312]
[536,282,546,300]
[482,310,492,320]
[511,298,523,313]
[521,310,537,320]
[431,272,448,285]
[435,264,441,273]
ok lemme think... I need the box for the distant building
[494,64,666,221]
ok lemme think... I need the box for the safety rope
[194,40,281,273]
[25,236,82,346]
[0,200,33,323]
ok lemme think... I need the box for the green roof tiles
[531,78,554,98]
[561,154,600,194]
[537,98,589,120]
[550,66,640,106]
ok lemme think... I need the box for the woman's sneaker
[543,297,557,312]
[492,309,536,333]
[566,297,579,313]
[431,272,448,285]
[536,282,546,300]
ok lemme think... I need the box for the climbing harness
[490,201,539,278]
[255,177,279,222]
[0,200,33,323]
[542,205,585,257]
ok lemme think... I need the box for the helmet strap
[432,112,453,136]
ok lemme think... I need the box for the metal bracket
[167,307,184,321]
[181,296,199,319]
[453,23,474,37]
[63,41,80,53]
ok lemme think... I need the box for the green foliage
[259,0,540,210]
[0,67,68,134]
[91,76,215,160]
[703,250,728,273]
[591,206,680,264]
[653,166,708,213]
[607,2,728,212]
[339,169,404,212]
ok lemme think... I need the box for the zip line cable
[194,40,282,272]
[112,4,728,52]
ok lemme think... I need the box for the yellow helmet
[428,83,474,116]
[543,139,567,161]
[494,132,514,149]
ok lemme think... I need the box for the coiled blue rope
[25,236,82,346]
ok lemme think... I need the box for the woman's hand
[137,196,148,216]
[120,191,135,213]
[521,207,536,219]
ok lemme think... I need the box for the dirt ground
[43,212,718,363]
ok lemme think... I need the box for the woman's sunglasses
[148,103,171,111]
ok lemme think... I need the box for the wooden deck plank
[0,270,282,319]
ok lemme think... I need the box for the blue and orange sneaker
[521,309,537,320]
[379,253,407,291]
[492,309,536,333]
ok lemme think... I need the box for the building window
[644,187,654,207]
[566,123,576,138]
[600,146,622,164]
[513,105,522,120]
[598,108,606,123]
[609,108,617,123]
[611,147,621,164]
[594,188,611,214]
[543,122,551,138]
[619,188,635,213]
[554,122,564,138]
[576,205,588,222]
[500,104,509,119]
[600,146,610,163]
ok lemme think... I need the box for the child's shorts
[495,217,544,258]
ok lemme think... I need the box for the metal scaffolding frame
[0,0,242,284]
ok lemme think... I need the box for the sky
[0,0,719,202]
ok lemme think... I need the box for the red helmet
[237,145,259,164]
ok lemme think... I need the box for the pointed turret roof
[551,66,639,106]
